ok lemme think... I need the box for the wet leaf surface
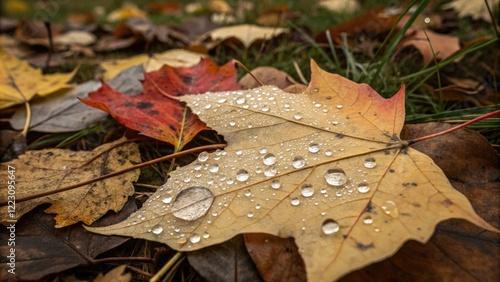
[88,61,497,281]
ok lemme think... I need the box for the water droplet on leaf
[198,152,209,162]
[290,197,300,206]
[263,153,276,165]
[151,225,163,235]
[292,156,305,168]
[172,186,214,221]
[209,164,219,173]
[294,113,303,120]
[264,165,277,177]
[236,97,246,104]
[190,233,201,243]
[321,219,340,235]
[363,216,373,224]
[236,169,250,182]
[364,157,376,168]
[247,211,254,218]
[325,168,347,186]
[162,196,173,204]
[308,142,320,153]
[357,182,370,193]
[300,183,315,197]
[271,179,281,189]
[381,200,399,218]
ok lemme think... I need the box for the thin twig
[233,60,264,86]
[43,20,54,72]
[408,110,500,144]
[150,252,184,282]
[484,0,500,38]
[126,265,153,278]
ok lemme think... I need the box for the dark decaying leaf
[188,235,262,282]
[94,265,131,282]
[0,130,26,162]
[0,199,136,281]
[80,58,241,151]
[244,233,306,282]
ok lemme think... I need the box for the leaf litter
[87,61,497,281]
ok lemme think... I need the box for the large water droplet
[357,182,370,193]
[172,186,214,221]
[321,219,340,235]
[308,142,320,153]
[271,179,281,189]
[364,157,376,168]
[162,196,173,204]
[325,168,347,186]
[363,216,373,225]
[198,152,209,162]
[236,97,246,104]
[263,153,276,165]
[292,156,305,168]
[190,233,201,243]
[209,164,219,173]
[236,169,250,182]
[264,165,277,177]
[151,225,163,235]
[300,183,315,197]
[381,200,399,218]
[290,197,300,206]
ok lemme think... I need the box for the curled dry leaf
[0,138,140,227]
[87,61,497,281]
[0,49,76,109]
[239,66,298,90]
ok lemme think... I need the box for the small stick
[43,20,54,72]
[233,60,264,86]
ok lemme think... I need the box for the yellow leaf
[200,24,288,49]
[101,49,206,80]
[107,2,147,22]
[0,49,76,109]
[0,138,140,227]
[87,61,497,280]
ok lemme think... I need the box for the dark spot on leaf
[326,96,331,99]
[442,199,453,207]
[403,182,410,187]
[130,160,139,165]
[389,169,395,173]
[364,201,374,213]
[118,158,126,165]
[412,203,421,208]
[352,239,374,251]
[149,110,159,115]
[137,101,154,109]
[336,134,344,139]
[125,101,134,107]
[169,124,176,131]
[180,74,194,85]
[46,152,53,156]
[285,247,292,253]
[411,182,418,186]
[384,150,390,155]
[346,116,350,119]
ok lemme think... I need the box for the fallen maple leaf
[0,138,140,227]
[87,61,497,281]
[0,49,76,109]
[80,58,240,151]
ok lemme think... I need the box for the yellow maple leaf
[0,49,76,109]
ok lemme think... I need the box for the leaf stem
[407,110,500,144]
[0,143,226,207]
[21,101,31,136]
[150,252,184,282]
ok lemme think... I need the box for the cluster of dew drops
[131,88,401,245]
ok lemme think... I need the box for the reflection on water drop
[357,182,370,193]
[198,152,209,162]
[236,169,250,182]
[247,211,254,218]
[236,97,246,104]
[190,233,201,243]
[259,147,267,154]
[363,216,373,224]
[294,113,303,120]
[172,186,214,221]
[162,196,173,204]
[292,156,305,168]
[263,153,276,165]
[290,197,300,206]
[193,162,202,170]
[364,157,376,168]
[209,164,219,173]
[244,189,252,197]
[151,225,163,235]
[308,142,320,153]
[203,232,210,239]
[217,98,227,103]
[336,105,343,109]
[229,121,236,126]
[325,150,333,157]
[321,219,340,235]
[300,183,315,197]
[264,165,277,177]
[325,168,347,186]
[381,200,399,218]
[271,179,281,189]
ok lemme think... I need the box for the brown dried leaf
[0,138,140,227]
[239,66,298,90]
[94,265,131,282]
